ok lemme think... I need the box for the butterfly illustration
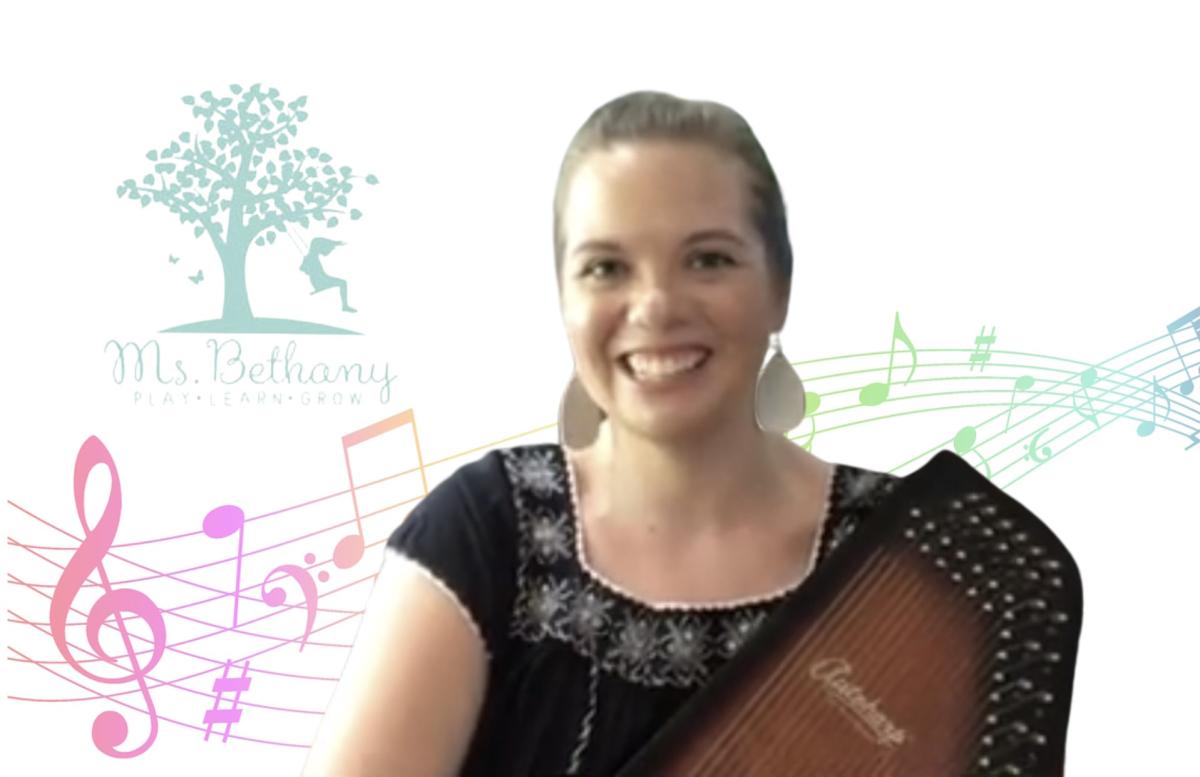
[188,270,204,284]
[168,254,180,264]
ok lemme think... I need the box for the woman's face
[559,140,787,442]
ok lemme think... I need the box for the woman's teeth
[624,349,709,380]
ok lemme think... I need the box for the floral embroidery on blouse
[499,445,898,689]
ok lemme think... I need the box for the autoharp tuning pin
[1028,545,1046,557]
[982,504,998,515]
[988,677,1034,706]
[981,720,1029,747]
[1002,598,1048,621]
[908,506,922,517]
[1038,558,1061,570]
[966,491,986,502]
[991,688,1055,719]
[951,498,964,509]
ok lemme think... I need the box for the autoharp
[617,451,1083,777]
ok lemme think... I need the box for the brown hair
[552,90,793,300]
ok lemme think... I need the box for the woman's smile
[618,347,713,387]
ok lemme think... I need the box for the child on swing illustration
[299,236,356,313]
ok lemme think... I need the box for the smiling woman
[302,90,901,776]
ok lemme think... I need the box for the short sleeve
[385,449,518,660]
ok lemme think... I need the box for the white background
[2,1,1198,775]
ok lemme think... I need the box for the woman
[304,90,899,776]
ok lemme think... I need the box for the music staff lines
[7,645,312,749]
[876,330,1198,482]
[7,609,329,715]
[6,535,396,673]
[7,594,360,707]
[5,471,423,596]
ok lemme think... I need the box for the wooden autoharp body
[617,451,1083,777]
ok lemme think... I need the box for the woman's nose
[627,276,679,329]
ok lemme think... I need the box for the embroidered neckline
[558,444,842,613]
[500,445,898,689]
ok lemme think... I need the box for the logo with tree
[116,84,379,335]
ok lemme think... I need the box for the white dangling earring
[755,332,807,434]
[558,371,603,449]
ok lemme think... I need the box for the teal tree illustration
[115,84,379,334]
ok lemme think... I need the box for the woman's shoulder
[830,460,902,511]
[413,442,564,507]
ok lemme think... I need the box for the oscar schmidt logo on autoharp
[810,658,910,748]
[104,83,395,408]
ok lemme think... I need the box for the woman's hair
[552,90,793,299]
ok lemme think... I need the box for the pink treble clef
[48,435,167,758]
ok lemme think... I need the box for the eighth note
[859,312,917,406]
[1166,305,1200,395]
[336,409,430,569]
[1069,367,1102,431]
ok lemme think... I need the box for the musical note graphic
[952,424,992,477]
[336,409,429,569]
[202,504,246,628]
[1136,377,1172,437]
[968,325,996,371]
[260,562,318,651]
[48,435,167,758]
[1166,305,1200,395]
[860,312,917,406]
[799,391,821,451]
[1026,427,1053,464]
[1069,367,1102,430]
[1004,375,1036,432]
[203,659,252,743]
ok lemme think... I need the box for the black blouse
[386,443,899,776]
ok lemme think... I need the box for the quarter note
[1004,375,1035,432]
[1166,305,1200,396]
[859,312,917,407]
[952,424,992,477]
[336,409,430,569]
[1136,377,1172,437]
[202,504,246,629]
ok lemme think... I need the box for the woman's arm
[303,551,489,776]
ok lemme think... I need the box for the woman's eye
[691,251,734,269]
[583,259,623,280]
